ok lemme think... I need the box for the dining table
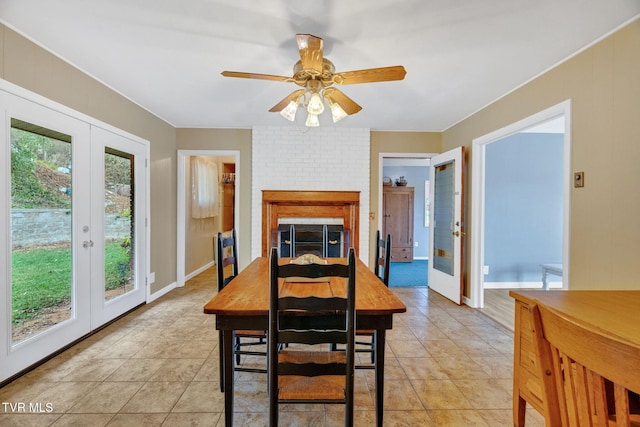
[204,255,407,427]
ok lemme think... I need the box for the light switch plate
[574,172,584,188]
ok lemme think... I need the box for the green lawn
[11,240,132,324]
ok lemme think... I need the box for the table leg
[218,330,225,392]
[375,329,386,427]
[223,330,234,427]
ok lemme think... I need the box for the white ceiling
[1,1,639,131]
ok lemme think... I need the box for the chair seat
[278,375,347,401]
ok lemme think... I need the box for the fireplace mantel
[261,190,360,257]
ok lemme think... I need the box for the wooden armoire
[382,186,414,262]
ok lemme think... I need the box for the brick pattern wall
[251,126,370,261]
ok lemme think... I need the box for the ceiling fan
[221,34,407,126]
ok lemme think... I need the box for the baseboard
[186,261,215,281]
[148,281,177,303]
[484,281,563,289]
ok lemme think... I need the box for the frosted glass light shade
[306,92,325,115]
[330,102,347,122]
[305,112,320,127]
[280,100,298,121]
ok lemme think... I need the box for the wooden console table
[509,290,640,426]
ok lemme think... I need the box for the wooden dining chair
[354,231,392,367]
[268,247,356,426]
[216,230,267,392]
[531,303,640,427]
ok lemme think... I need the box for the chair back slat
[531,303,640,427]
[278,296,348,312]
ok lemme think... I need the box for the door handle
[82,240,94,248]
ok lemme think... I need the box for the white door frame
[176,149,240,287]
[468,100,572,308]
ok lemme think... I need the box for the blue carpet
[389,260,428,287]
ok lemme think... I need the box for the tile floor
[0,268,546,426]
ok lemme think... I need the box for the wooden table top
[204,257,407,317]
[510,290,640,347]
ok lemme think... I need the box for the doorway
[176,150,240,287]
[470,100,571,316]
[378,153,437,287]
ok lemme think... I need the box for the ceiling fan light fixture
[328,99,347,123]
[280,100,299,121]
[306,92,325,115]
[305,112,320,127]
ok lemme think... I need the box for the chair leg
[235,335,241,365]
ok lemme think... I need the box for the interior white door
[428,146,465,304]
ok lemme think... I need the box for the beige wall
[443,19,640,290]
[0,25,178,294]
[369,131,442,266]
[176,129,252,270]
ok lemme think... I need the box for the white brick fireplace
[251,126,370,261]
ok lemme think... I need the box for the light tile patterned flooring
[0,268,545,426]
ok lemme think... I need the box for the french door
[0,86,147,382]
[428,146,465,304]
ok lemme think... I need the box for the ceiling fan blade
[325,88,362,115]
[334,65,407,85]
[269,89,306,112]
[296,34,324,73]
[221,71,290,82]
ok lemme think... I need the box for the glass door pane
[432,161,455,275]
[10,120,73,343]
[104,148,135,301]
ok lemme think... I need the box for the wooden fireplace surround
[261,190,360,257]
